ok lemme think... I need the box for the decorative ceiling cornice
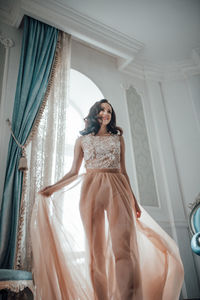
[0,0,144,70]
[0,0,200,80]
[124,50,200,81]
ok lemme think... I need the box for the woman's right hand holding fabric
[38,138,84,198]
[135,201,141,219]
[39,185,55,197]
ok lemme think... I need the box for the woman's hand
[39,185,55,197]
[135,201,141,218]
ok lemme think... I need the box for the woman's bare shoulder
[76,135,83,141]
[119,135,125,142]
[75,135,88,149]
[74,136,83,148]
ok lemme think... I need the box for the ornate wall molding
[0,31,15,48]
[0,31,14,111]
[0,31,15,204]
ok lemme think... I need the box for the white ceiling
[57,0,200,63]
[0,0,200,66]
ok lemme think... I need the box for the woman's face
[98,102,112,126]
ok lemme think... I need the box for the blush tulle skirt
[30,169,184,300]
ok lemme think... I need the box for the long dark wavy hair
[80,99,123,136]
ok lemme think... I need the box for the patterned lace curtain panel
[15,31,71,271]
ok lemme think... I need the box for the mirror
[188,193,200,255]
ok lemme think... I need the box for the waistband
[86,168,121,174]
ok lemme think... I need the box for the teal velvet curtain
[0,16,58,268]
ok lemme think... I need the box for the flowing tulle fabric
[30,169,184,300]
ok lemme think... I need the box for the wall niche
[126,85,159,207]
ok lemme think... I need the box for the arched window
[63,69,104,253]
[64,69,104,172]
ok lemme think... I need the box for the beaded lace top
[81,133,121,169]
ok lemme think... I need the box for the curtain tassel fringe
[6,118,28,172]
[18,147,28,171]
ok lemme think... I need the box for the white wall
[188,74,200,130]
[162,76,200,296]
[162,77,200,215]
[0,23,200,298]
[144,78,200,297]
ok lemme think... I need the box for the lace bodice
[81,134,121,169]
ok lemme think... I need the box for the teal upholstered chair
[0,269,34,297]
[189,193,200,255]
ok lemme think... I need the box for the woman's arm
[39,137,83,197]
[120,135,141,218]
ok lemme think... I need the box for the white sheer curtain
[15,32,71,271]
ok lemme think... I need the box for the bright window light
[63,69,104,254]
[64,69,104,170]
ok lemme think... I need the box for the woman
[31,99,184,300]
